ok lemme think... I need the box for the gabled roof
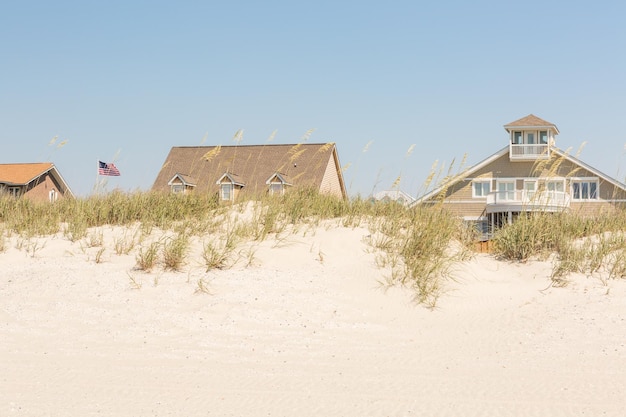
[167,173,197,187]
[415,146,508,203]
[152,143,346,198]
[504,114,559,134]
[0,162,55,185]
[0,162,74,197]
[551,147,626,191]
[266,172,292,186]
[372,189,416,204]
[415,145,626,204]
[216,172,245,187]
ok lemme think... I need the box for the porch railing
[510,143,550,160]
[486,190,570,208]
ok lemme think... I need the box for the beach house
[370,190,416,206]
[416,115,626,235]
[0,162,74,202]
[152,143,347,201]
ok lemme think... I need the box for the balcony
[486,190,570,213]
[509,143,550,160]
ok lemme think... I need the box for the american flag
[98,161,121,176]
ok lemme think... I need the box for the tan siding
[569,202,613,216]
[433,178,473,202]
[480,155,536,178]
[440,202,487,218]
[597,179,626,201]
[319,154,343,198]
[424,151,626,218]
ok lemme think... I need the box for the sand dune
[2,224,626,416]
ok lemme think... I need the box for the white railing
[486,190,570,209]
[510,143,550,159]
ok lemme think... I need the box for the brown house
[0,163,74,202]
[152,143,347,200]
[417,115,626,236]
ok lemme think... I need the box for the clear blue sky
[2,0,626,197]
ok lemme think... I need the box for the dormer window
[167,174,196,195]
[266,172,292,196]
[216,172,245,202]
[269,183,284,195]
[221,183,233,201]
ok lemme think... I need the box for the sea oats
[266,129,277,143]
[300,128,316,143]
[203,145,222,162]
[232,129,244,144]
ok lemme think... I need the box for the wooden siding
[319,154,343,198]
[426,152,626,217]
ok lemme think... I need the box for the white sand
[2,223,626,416]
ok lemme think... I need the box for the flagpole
[95,158,100,195]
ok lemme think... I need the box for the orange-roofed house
[0,163,74,202]
[152,143,347,201]
[416,115,626,237]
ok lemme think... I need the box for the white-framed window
[221,183,233,201]
[513,131,522,144]
[544,179,566,204]
[524,180,537,200]
[472,180,491,198]
[496,180,515,201]
[48,189,57,202]
[269,182,284,196]
[8,187,20,197]
[547,180,565,193]
[539,131,548,144]
[571,179,598,200]
[171,184,184,194]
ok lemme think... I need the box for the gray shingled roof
[504,114,559,133]
[152,143,345,197]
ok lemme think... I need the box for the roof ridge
[172,143,332,149]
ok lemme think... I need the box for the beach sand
[2,223,625,416]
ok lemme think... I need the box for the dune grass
[3,184,626,304]
[0,188,472,306]
[491,209,626,286]
[368,203,472,307]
